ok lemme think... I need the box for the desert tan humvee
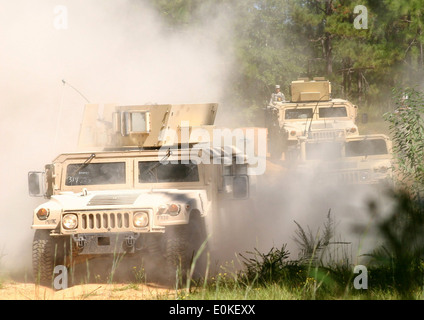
[28,103,264,285]
[266,77,359,160]
[295,133,393,185]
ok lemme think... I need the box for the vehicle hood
[48,189,207,211]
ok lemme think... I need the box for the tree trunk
[325,33,332,75]
[357,71,362,104]
[324,0,333,75]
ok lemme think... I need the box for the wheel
[186,214,208,280]
[32,230,68,286]
[162,214,208,286]
[163,224,189,286]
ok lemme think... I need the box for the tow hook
[73,235,87,248]
[125,235,136,248]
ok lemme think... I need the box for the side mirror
[28,172,45,197]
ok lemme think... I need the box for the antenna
[62,79,90,103]
[305,95,328,138]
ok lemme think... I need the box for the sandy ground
[0,280,177,300]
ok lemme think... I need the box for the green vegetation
[149,0,424,124]
[174,191,424,300]
[384,87,424,195]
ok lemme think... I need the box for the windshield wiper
[71,153,96,177]
[144,149,172,176]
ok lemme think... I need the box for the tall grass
[185,191,424,300]
[362,190,424,299]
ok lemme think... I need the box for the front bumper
[71,232,142,255]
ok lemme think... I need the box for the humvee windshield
[66,162,126,186]
[305,142,343,161]
[285,108,313,119]
[318,107,347,118]
[345,139,388,157]
[138,161,199,183]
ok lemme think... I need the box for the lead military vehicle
[266,77,359,160]
[28,103,258,286]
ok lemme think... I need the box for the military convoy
[27,77,394,287]
[28,103,258,285]
[266,77,394,185]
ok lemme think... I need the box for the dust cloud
[0,0,391,284]
[0,0,235,276]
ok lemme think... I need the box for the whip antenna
[62,79,90,103]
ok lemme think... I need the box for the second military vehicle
[266,77,359,160]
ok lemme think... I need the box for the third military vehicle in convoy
[295,133,393,186]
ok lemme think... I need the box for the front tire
[32,230,68,286]
[163,224,189,286]
[162,215,208,286]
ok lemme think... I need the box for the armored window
[285,108,313,119]
[318,107,347,118]
[138,161,199,183]
[122,111,151,135]
[345,139,388,157]
[65,162,126,186]
[130,112,148,132]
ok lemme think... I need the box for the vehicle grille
[336,170,370,184]
[317,170,371,184]
[61,210,152,233]
[80,212,131,231]
[309,130,344,140]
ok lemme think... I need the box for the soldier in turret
[269,85,285,105]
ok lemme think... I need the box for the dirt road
[0,281,177,300]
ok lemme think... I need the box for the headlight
[62,214,78,230]
[37,208,49,220]
[133,212,149,228]
[359,171,370,181]
[374,166,389,173]
[157,204,181,216]
[168,204,181,215]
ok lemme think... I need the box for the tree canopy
[148,0,424,123]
